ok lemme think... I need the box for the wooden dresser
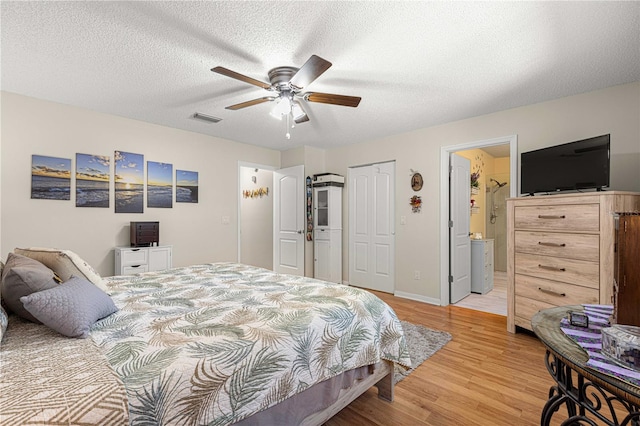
[507,192,640,333]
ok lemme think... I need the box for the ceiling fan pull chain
[285,113,291,140]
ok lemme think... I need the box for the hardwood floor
[326,291,566,426]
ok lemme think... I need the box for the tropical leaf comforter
[92,262,410,425]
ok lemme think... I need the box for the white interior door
[273,165,305,276]
[348,161,395,293]
[450,154,471,303]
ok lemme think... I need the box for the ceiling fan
[211,55,361,132]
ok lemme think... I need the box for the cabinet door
[314,188,329,228]
[314,238,331,281]
[149,247,172,271]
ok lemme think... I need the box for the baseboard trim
[394,291,441,306]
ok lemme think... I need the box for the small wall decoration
[176,170,199,203]
[147,161,173,208]
[411,172,423,191]
[115,150,144,213]
[242,187,269,198]
[76,153,110,207]
[410,195,422,213]
[31,154,71,200]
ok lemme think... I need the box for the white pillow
[14,248,108,293]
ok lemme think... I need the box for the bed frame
[301,360,394,425]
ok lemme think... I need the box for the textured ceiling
[2,1,639,151]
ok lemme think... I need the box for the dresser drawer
[515,274,599,305]
[515,253,599,288]
[514,204,599,232]
[514,231,599,262]
[123,264,149,274]
[119,248,148,266]
[514,296,555,331]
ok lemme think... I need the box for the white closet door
[348,162,395,293]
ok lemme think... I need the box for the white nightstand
[114,245,172,275]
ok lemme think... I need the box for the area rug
[394,320,452,384]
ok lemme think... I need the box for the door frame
[439,135,518,306]
[237,161,276,263]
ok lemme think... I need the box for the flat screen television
[520,134,610,195]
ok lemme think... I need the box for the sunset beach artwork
[147,161,173,208]
[176,170,198,203]
[76,153,110,207]
[114,150,144,213]
[31,155,71,200]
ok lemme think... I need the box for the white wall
[0,92,281,276]
[325,82,640,302]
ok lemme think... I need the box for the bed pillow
[20,275,118,338]
[14,247,108,293]
[0,306,8,343]
[1,253,59,323]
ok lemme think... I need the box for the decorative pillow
[0,306,8,343]
[20,275,118,338]
[14,247,108,293]
[1,253,59,323]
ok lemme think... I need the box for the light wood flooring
[326,290,567,426]
[453,271,507,316]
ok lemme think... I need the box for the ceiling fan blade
[289,55,332,89]
[212,66,272,90]
[304,92,361,108]
[225,97,275,110]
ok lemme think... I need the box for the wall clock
[411,172,423,191]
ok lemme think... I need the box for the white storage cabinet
[313,182,342,284]
[114,245,172,276]
[471,239,494,294]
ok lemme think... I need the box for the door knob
[297,230,303,234]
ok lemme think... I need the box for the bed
[1,259,410,425]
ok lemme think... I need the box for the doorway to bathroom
[452,145,510,315]
[439,135,517,314]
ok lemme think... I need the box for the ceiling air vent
[192,112,222,123]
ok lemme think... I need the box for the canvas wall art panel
[114,150,144,213]
[176,170,198,203]
[76,153,110,207]
[147,161,173,208]
[31,155,71,200]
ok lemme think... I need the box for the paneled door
[348,161,395,293]
[273,165,305,276]
[450,154,471,303]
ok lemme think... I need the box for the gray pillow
[1,252,59,323]
[20,275,118,338]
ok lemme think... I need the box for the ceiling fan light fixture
[270,96,292,119]
[291,101,306,121]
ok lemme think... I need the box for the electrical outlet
[221,216,230,225]
[400,215,406,225]
[414,270,420,280]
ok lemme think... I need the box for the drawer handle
[537,215,566,219]
[538,242,566,247]
[131,249,141,252]
[538,264,566,272]
[538,287,566,297]
[130,265,141,268]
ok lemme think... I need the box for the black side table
[531,305,640,425]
